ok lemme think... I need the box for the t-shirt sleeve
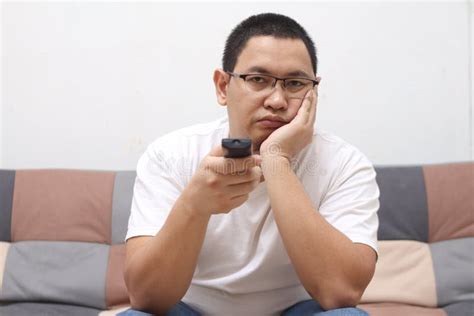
[125,142,185,241]
[318,148,380,254]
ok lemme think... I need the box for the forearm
[125,193,210,314]
[262,156,370,308]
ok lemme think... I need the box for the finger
[225,155,261,174]
[294,89,314,125]
[308,89,318,125]
[226,166,262,185]
[214,167,259,185]
[224,178,259,196]
[207,155,260,175]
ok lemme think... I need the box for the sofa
[0,162,472,315]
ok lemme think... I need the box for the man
[122,13,379,316]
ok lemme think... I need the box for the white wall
[471,0,474,159]
[0,2,3,168]
[1,1,472,170]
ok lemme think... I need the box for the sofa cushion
[423,163,474,242]
[0,240,129,310]
[374,166,429,241]
[361,240,437,306]
[1,241,109,308]
[0,170,15,242]
[0,170,135,309]
[11,170,116,243]
[0,302,101,316]
[443,300,474,316]
[359,303,447,315]
[359,301,474,316]
[0,242,10,293]
[111,172,136,244]
[363,163,474,315]
[431,238,474,306]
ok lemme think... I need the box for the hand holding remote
[181,141,261,217]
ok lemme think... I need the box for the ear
[213,69,229,106]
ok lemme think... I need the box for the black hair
[223,13,317,75]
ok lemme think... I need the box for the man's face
[215,35,317,152]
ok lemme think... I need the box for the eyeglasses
[226,71,319,99]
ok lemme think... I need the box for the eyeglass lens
[243,74,313,99]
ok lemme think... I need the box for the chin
[248,124,276,151]
[251,133,270,153]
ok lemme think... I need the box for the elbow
[129,295,155,314]
[308,284,363,311]
[129,292,180,316]
[124,266,180,315]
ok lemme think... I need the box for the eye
[246,75,269,84]
[286,79,305,87]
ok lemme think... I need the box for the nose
[263,80,288,111]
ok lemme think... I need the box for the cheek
[229,105,252,122]
[229,97,260,120]
[227,104,256,136]
[288,102,302,120]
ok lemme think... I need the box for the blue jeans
[117,301,199,316]
[118,299,368,316]
[282,300,368,315]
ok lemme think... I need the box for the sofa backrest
[362,162,473,311]
[0,170,135,310]
[0,162,472,311]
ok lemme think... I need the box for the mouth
[256,116,287,128]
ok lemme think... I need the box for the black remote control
[222,138,252,158]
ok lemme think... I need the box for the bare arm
[124,194,211,315]
[124,146,261,315]
[262,156,376,310]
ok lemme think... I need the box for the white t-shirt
[126,116,379,316]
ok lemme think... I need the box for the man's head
[214,13,320,152]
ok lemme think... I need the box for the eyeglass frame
[225,71,319,96]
